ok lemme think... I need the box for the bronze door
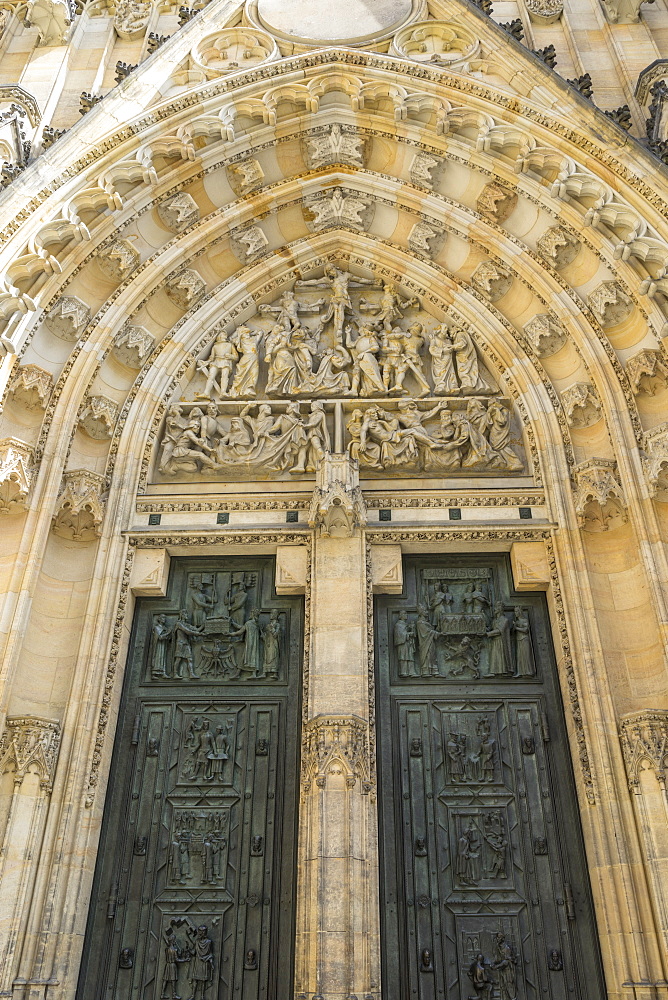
[375,555,606,1000]
[77,557,302,1000]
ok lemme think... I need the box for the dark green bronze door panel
[77,557,302,1000]
[376,555,606,1000]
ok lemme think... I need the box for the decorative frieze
[157,192,200,233]
[537,226,580,268]
[52,469,105,541]
[642,422,668,498]
[305,124,364,168]
[165,269,206,311]
[301,715,371,794]
[0,716,61,792]
[0,437,34,514]
[588,281,633,327]
[79,394,118,440]
[523,314,567,357]
[471,261,512,301]
[562,382,602,428]
[113,324,155,368]
[619,711,668,791]
[476,182,517,223]
[9,364,53,409]
[97,238,140,281]
[44,295,90,342]
[308,453,366,538]
[625,348,668,396]
[573,458,627,531]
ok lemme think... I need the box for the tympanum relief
[156,268,525,482]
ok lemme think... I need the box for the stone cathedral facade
[1,0,668,997]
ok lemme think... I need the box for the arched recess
[0,2,668,995]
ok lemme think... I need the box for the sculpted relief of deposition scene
[156,267,526,481]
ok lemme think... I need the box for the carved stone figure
[230,326,263,396]
[297,266,376,343]
[260,289,324,332]
[231,606,262,676]
[468,953,493,998]
[262,609,281,679]
[394,610,416,677]
[197,331,238,399]
[416,606,439,676]
[348,326,387,395]
[159,408,218,476]
[513,607,535,676]
[151,614,171,679]
[429,324,458,394]
[492,934,518,1000]
[450,326,488,393]
[484,400,523,471]
[187,925,214,999]
[359,282,418,332]
[173,611,203,679]
[486,604,513,676]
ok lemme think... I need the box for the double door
[77,557,303,1000]
[375,555,606,1000]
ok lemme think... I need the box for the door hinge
[106,882,118,919]
[131,714,141,745]
[564,882,576,919]
[540,711,551,742]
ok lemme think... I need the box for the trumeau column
[294,454,381,1000]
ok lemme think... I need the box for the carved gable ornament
[155,267,526,484]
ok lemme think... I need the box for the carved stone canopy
[165,269,206,310]
[537,226,581,269]
[619,711,668,791]
[572,458,627,531]
[301,715,371,794]
[97,238,140,281]
[308,453,366,537]
[588,280,633,327]
[79,394,118,440]
[0,716,61,791]
[0,437,34,514]
[642,422,668,498]
[44,295,90,342]
[157,192,200,233]
[9,363,53,409]
[625,348,668,396]
[561,382,602,428]
[471,261,512,302]
[52,469,106,541]
[113,324,155,368]
[476,182,518,223]
[523,314,567,357]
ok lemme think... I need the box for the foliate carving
[304,188,373,232]
[97,239,140,281]
[625,348,668,396]
[45,295,90,341]
[52,469,105,541]
[643,422,668,497]
[601,0,652,23]
[308,453,366,537]
[523,314,567,357]
[471,262,512,302]
[157,193,200,233]
[9,363,53,409]
[536,226,580,268]
[301,716,371,793]
[113,0,151,39]
[573,458,627,531]
[230,225,268,260]
[0,716,61,791]
[619,711,668,791]
[166,269,206,311]
[79,394,118,440]
[305,124,364,168]
[476,182,517,223]
[588,281,633,326]
[526,0,563,23]
[0,437,34,513]
[227,157,264,195]
[561,382,601,428]
[409,151,443,190]
[408,221,445,257]
[113,324,155,368]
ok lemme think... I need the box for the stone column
[292,455,381,1000]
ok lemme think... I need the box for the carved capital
[476,182,517,223]
[619,711,668,792]
[79,394,118,440]
[308,453,367,538]
[642,422,668,498]
[97,239,140,281]
[537,226,580,268]
[45,295,90,342]
[0,716,61,792]
[301,715,372,794]
[157,192,199,232]
[9,363,53,409]
[166,269,206,311]
[113,324,154,368]
[626,348,668,396]
[573,458,627,531]
[562,382,602,428]
[52,469,105,541]
[471,261,512,301]
[0,437,34,514]
[523,313,567,357]
[588,281,633,326]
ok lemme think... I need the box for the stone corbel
[471,261,512,301]
[643,422,668,498]
[78,394,118,440]
[130,547,170,596]
[601,0,653,23]
[523,313,567,357]
[301,715,372,794]
[562,382,602,428]
[510,541,550,591]
[44,295,90,342]
[369,543,403,594]
[165,269,206,311]
[308,453,366,538]
[588,280,633,326]
[572,458,627,531]
[9,363,53,410]
[625,348,668,396]
[0,437,35,514]
[52,469,105,541]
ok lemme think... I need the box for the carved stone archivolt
[573,458,627,531]
[0,437,34,514]
[0,716,61,792]
[561,382,602,428]
[625,348,668,396]
[619,711,668,791]
[52,469,105,541]
[44,295,90,342]
[301,715,371,793]
[9,363,53,409]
